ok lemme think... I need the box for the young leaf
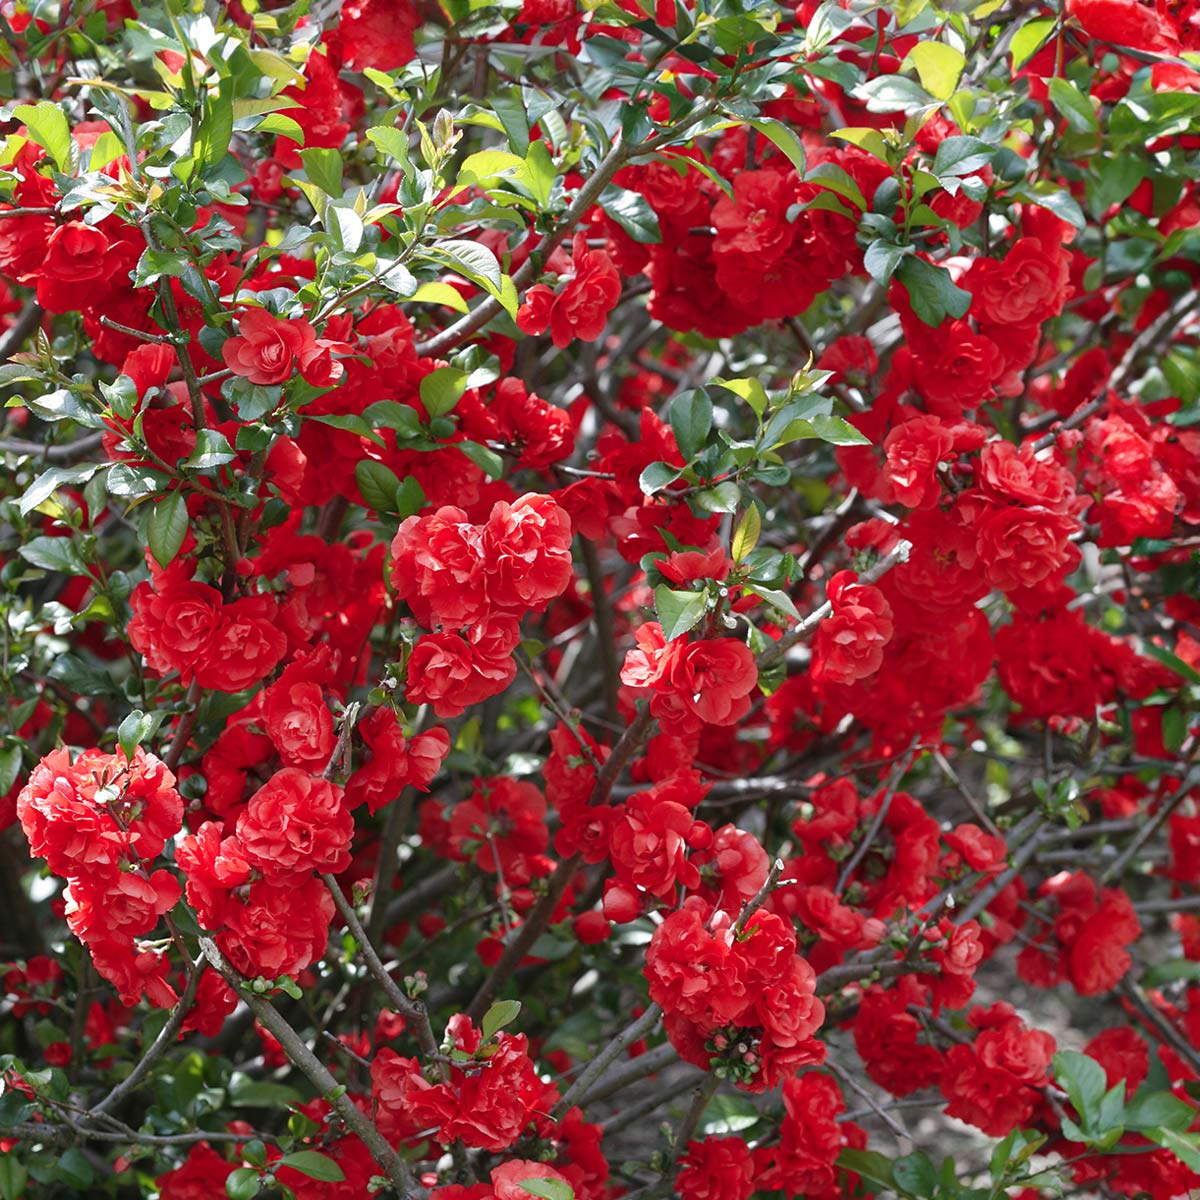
[731,506,762,563]
[482,999,522,1040]
[519,1181,574,1200]
[419,366,469,417]
[906,42,965,102]
[14,103,72,172]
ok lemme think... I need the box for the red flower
[644,904,751,1028]
[191,596,289,693]
[517,233,622,347]
[973,503,1078,592]
[129,574,223,681]
[610,790,704,898]
[236,769,352,879]
[483,492,574,615]
[222,873,335,978]
[677,1136,755,1200]
[941,1007,1055,1136]
[968,237,1072,327]
[44,221,110,284]
[390,505,488,629]
[812,571,894,685]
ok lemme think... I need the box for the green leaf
[853,74,935,114]
[197,84,235,171]
[14,102,72,171]
[146,490,188,568]
[226,1166,262,1200]
[654,585,708,641]
[396,475,427,519]
[523,139,555,208]
[896,255,971,327]
[699,1092,761,1135]
[419,366,469,418]
[838,1148,897,1191]
[1125,1090,1196,1133]
[0,745,22,797]
[745,584,801,621]
[228,1078,304,1109]
[309,414,387,446]
[482,999,522,1040]
[422,239,510,312]
[0,1153,28,1200]
[457,149,527,188]
[809,414,870,446]
[1049,77,1099,134]
[492,88,530,156]
[55,1148,94,1190]
[184,429,237,471]
[409,282,470,312]
[1054,1050,1107,1124]
[363,401,424,437]
[693,480,742,514]
[298,147,344,197]
[714,377,769,417]
[639,461,683,496]
[1143,642,1200,685]
[117,709,155,762]
[906,42,965,101]
[19,465,98,517]
[670,389,712,461]
[458,441,506,480]
[600,187,662,244]
[894,1151,937,1196]
[18,536,87,575]
[864,239,910,285]
[356,460,403,513]
[1011,17,1056,69]
[932,135,995,178]
[1149,1127,1200,1172]
[519,1181,574,1200]
[277,1151,345,1183]
[745,116,806,175]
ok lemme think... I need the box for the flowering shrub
[1,1,1199,1199]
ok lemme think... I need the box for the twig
[163,679,202,773]
[321,874,444,1072]
[1100,772,1197,886]
[86,958,203,1120]
[1030,291,1200,451]
[836,745,918,895]
[198,936,427,1200]
[554,1004,662,1117]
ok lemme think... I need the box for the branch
[198,936,426,1199]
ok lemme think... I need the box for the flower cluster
[17,747,183,1007]
[393,493,573,717]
